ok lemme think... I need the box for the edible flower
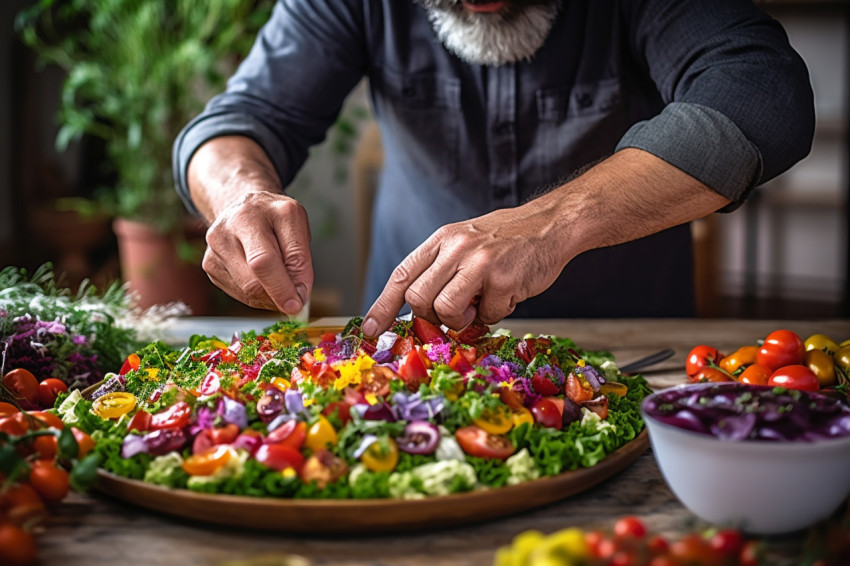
[333,353,376,390]
[392,391,446,422]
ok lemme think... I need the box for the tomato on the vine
[32,433,59,460]
[685,345,724,380]
[757,329,804,371]
[37,378,68,409]
[804,334,840,356]
[71,427,95,459]
[719,346,758,374]
[768,365,819,392]
[28,459,70,505]
[455,425,514,459]
[803,349,836,387]
[613,516,647,539]
[0,522,37,566]
[2,368,39,409]
[693,367,734,383]
[738,364,771,386]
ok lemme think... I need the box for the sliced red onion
[267,412,296,432]
[232,433,263,456]
[121,434,148,459]
[256,388,285,422]
[397,421,439,455]
[352,434,379,459]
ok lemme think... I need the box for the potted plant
[16,0,274,313]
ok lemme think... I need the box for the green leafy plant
[16,0,274,232]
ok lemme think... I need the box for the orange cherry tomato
[28,411,64,430]
[0,482,47,527]
[28,459,70,505]
[32,433,59,460]
[738,364,771,386]
[693,367,734,383]
[2,368,39,410]
[182,445,235,476]
[719,346,758,374]
[0,402,20,417]
[0,413,29,436]
[71,427,95,459]
[210,423,240,445]
[0,522,38,566]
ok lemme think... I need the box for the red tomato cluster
[0,403,95,566]
[685,329,849,394]
[2,369,68,411]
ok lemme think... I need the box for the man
[173,0,814,337]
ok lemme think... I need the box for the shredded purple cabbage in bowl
[642,383,850,442]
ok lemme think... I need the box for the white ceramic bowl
[641,382,850,534]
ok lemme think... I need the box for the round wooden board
[95,429,648,533]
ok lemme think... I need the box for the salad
[56,317,650,500]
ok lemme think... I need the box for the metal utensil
[618,348,676,374]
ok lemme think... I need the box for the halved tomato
[455,425,514,459]
[255,443,304,472]
[182,445,235,476]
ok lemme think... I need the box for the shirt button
[493,122,514,135]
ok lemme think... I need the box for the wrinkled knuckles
[404,287,431,312]
[433,294,468,321]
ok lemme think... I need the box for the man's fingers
[273,208,314,311]
[203,248,277,310]
[363,239,441,337]
[433,269,481,330]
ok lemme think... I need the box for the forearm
[532,148,730,267]
[187,136,283,223]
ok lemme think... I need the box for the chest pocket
[534,78,626,181]
[375,68,461,185]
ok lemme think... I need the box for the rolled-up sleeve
[172,0,367,215]
[618,0,815,211]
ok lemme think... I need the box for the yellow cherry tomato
[803,349,835,388]
[719,346,758,374]
[91,392,137,419]
[473,407,513,435]
[182,445,234,476]
[834,345,850,373]
[305,415,337,452]
[598,381,629,398]
[804,334,840,357]
[360,437,399,472]
[510,407,534,429]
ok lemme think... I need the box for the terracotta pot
[113,217,212,315]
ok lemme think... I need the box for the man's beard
[416,0,561,66]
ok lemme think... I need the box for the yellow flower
[144,368,160,381]
[314,348,327,362]
[333,354,376,391]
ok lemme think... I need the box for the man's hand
[188,136,313,315]
[362,202,574,336]
[203,191,313,313]
[362,149,731,337]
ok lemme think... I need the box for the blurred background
[0,0,847,320]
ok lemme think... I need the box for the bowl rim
[640,381,850,448]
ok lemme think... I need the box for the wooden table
[37,318,850,566]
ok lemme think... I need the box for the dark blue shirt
[174,0,814,317]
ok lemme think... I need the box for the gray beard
[417,1,561,66]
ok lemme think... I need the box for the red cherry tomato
[768,365,820,392]
[530,398,563,430]
[757,329,804,371]
[454,425,514,459]
[411,317,448,344]
[2,369,39,409]
[685,345,724,381]
[255,443,304,472]
[613,516,647,539]
[322,401,352,427]
[37,378,68,409]
[128,409,152,432]
[709,529,745,558]
[397,348,430,391]
[119,352,141,375]
[149,401,191,430]
[210,423,240,445]
[266,420,307,450]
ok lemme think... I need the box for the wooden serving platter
[95,430,649,533]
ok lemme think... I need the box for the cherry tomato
[322,401,352,427]
[391,336,415,357]
[266,420,307,450]
[669,533,722,565]
[449,350,474,375]
[646,535,670,557]
[565,374,593,404]
[613,516,647,539]
[0,522,37,566]
[127,409,152,432]
[360,437,399,472]
[0,413,29,436]
[709,529,745,558]
[757,329,804,371]
[510,407,534,429]
[803,349,836,387]
[359,366,392,399]
[499,386,526,410]
[455,425,514,459]
[768,365,819,392]
[738,363,771,386]
[531,398,563,430]
[299,449,348,489]
[397,348,431,391]
[28,411,64,430]
[719,346,758,374]
[255,443,304,472]
[599,381,629,397]
[28,459,70,504]
[804,334,840,356]
[210,423,240,445]
[473,406,513,435]
[0,401,19,416]
[37,378,68,409]
[693,367,734,383]
[269,377,291,392]
[0,482,46,527]
[71,427,95,459]
[119,352,141,375]
[738,540,763,566]
[685,345,723,379]
[531,374,560,396]
[182,445,235,475]
[305,416,337,452]
[411,316,448,344]
[149,401,191,430]
[834,345,850,373]
[2,368,39,410]
[92,391,137,419]
[32,432,58,460]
